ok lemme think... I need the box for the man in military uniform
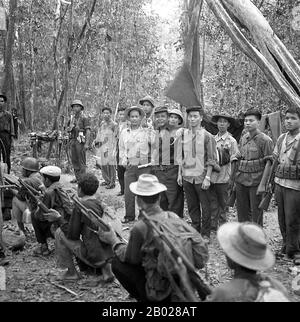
[67,99,91,183]
[210,113,239,230]
[119,106,155,223]
[0,93,15,174]
[272,107,300,264]
[139,95,155,129]
[234,109,273,226]
[207,222,289,302]
[152,106,184,217]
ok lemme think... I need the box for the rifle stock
[227,185,236,207]
[141,210,211,301]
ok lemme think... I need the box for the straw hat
[130,174,167,196]
[125,106,145,120]
[217,222,275,271]
[212,112,235,126]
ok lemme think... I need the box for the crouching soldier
[207,222,289,302]
[31,166,69,256]
[98,174,209,302]
[54,173,114,282]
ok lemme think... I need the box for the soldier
[177,106,219,240]
[97,174,209,302]
[210,113,239,230]
[54,173,114,282]
[67,99,91,184]
[94,107,117,189]
[272,107,300,264]
[208,222,289,302]
[11,157,43,235]
[168,109,184,133]
[119,106,155,223]
[234,109,273,226]
[0,93,15,174]
[152,106,184,217]
[139,95,155,129]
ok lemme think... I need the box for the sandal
[293,254,300,266]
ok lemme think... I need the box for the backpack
[141,211,209,302]
[255,278,290,302]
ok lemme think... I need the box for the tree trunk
[17,27,26,125]
[28,0,35,131]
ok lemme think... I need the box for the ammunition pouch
[217,147,231,167]
[275,164,300,180]
[238,158,265,173]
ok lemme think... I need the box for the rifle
[72,196,127,244]
[258,159,279,211]
[227,160,239,207]
[141,210,211,301]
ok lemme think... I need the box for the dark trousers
[236,183,263,226]
[183,179,212,236]
[0,133,11,174]
[275,184,300,257]
[210,183,228,230]
[70,139,86,180]
[117,165,126,194]
[102,165,116,185]
[31,213,53,244]
[124,166,152,220]
[153,166,184,218]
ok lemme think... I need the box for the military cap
[168,109,184,125]
[154,106,168,115]
[125,106,145,120]
[139,95,155,108]
[71,99,84,110]
[40,166,61,177]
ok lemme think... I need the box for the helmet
[21,157,39,172]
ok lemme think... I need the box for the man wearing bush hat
[67,99,91,183]
[139,95,155,129]
[208,222,289,302]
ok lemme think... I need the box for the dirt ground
[1,149,300,302]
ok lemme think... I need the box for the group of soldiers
[0,92,299,302]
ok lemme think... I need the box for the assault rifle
[72,196,127,244]
[258,159,279,211]
[141,210,211,302]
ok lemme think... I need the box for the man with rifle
[260,107,300,264]
[54,173,115,282]
[98,174,210,302]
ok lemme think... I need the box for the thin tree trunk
[17,26,26,125]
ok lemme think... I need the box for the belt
[154,165,177,172]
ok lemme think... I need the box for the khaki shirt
[274,132,300,191]
[211,132,239,184]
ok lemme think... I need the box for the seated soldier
[98,174,209,302]
[11,157,43,235]
[54,173,114,282]
[31,166,68,256]
[207,222,290,302]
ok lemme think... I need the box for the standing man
[0,93,15,174]
[177,106,219,241]
[116,107,128,196]
[119,106,155,223]
[67,99,91,184]
[139,95,155,129]
[210,113,239,231]
[234,109,273,226]
[272,107,300,264]
[94,107,117,189]
[152,106,184,217]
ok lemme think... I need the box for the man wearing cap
[210,113,239,230]
[94,107,117,189]
[119,106,155,223]
[152,106,184,217]
[168,108,184,133]
[98,174,209,302]
[139,95,155,130]
[31,166,69,256]
[0,93,15,174]
[176,106,219,239]
[67,99,91,183]
[207,222,289,302]
[234,109,273,226]
[10,157,43,235]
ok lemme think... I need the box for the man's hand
[84,144,89,151]
[202,177,211,190]
[98,224,118,245]
[43,209,61,222]
[177,174,183,187]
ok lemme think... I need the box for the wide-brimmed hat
[217,222,275,271]
[71,99,84,110]
[168,109,184,125]
[139,95,155,108]
[130,174,167,196]
[212,113,235,125]
[0,94,7,102]
[125,106,145,120]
